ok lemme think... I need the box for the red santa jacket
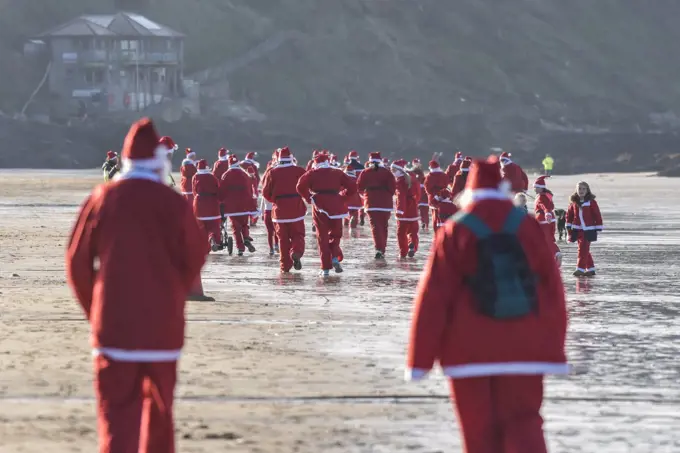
[179,159,197,196]
[566,196,603,231]
[445,160,462,183]
[213,158,230,181]
[262,163,307,222]
[432,190,458,225]
[395,172,421,221]
[501,161,529,193]
[356,164,396,212]
[424,169,449,206]
[411,168,429,207]
[219,165,257,216]
[534,191,556,225]
[451,170,469,198]
[406,197,568,380]
[343,168,364,210]
[66,175,207,358]
[192,169,221,221]
[297,164,357,218]
[240,159,261,191]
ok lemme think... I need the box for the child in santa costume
[514,192,529,213]
[451,158,471,198]
[445,151,464,183]
[406,156,568,453]
[534,176,562,267]
[567,181,603,277]
[66,118,208,453]
[391,159,421,258]
[342,155,364,230]
[500,151,529,194]
[262,147,307,272]
[423,160,449,233]
[297,153,357,276]
[213,147,230,180]
[431,187,458,228]
[193,159,223,252]
[357,152,396,259]
[260,151,280,256]
[410,158,430,231]
[219,154,257,256]
[179,148,197,203]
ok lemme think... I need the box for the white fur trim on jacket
[116,168,163,183]
[218,155,229,161]
[397,216,420,222]
[273,214,307,223]
[197,215,222,221]
[534,184,546,188]
[181,191,193,195]
[224,211,259,217]
[93,348,181,362]
[429,167,443,173]
[182,158,195,166]
[457,184,513,209]
[405,362,570,381]
[196,168,212,175]
[364,207,393,212]
[242,158,260,169]
[120,145,169,173]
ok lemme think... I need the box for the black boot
[407,243,415,258]
[226,237,234,256]
[244,238,256,253]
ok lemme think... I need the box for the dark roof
[37,12,183,38]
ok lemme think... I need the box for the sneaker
[210,238,221,252]
[293,255,302,271]
[407,244,415,258]
[244,239,256,253]
[269,248,275,256]
[375,251,385,260]
[573,269,585,277]
[332,257,343,273]
[237,250,244,257]
[320,269,330,278]
[226,237,234,256]
[311,225,316,233]
[359,218,365,226]
[585,270,596,277]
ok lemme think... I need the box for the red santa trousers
[431,208,440,233]
[229,215,250,251]
[263,211,278,249]
[367,211,391,253]
[94,355,177,453]
[419,205,430,228]
[396,220,419,257]
[312,209,343,270]
[576,232,595,272]
[198,218,221,243]
[274,220,305,271]
[449,375,547,453]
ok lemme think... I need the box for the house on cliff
[30,12,190,119]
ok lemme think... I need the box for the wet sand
[0,170,679,452]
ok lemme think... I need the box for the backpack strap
[502,207,526,234]
[451,211,493,239]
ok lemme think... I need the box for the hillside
[2,0,680,172]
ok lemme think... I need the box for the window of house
[84,69,105,84]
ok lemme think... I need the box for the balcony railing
[74,50,179,64]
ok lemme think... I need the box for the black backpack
[451,207,538,319]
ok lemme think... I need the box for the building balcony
[119,50,179,65]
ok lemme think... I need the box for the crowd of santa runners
[102,133,604,278]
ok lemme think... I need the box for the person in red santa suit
[533,176,562,268]
[451,158,472,198]
[179,148,197,203]
[193,159,223,252]
[357,152,396,259]
[297,152,357,276]
[566,181,603,277]
[345,150,366,226]
[305,150,320,171]
[431,187,458,228]
[409,158,430,231]
[260,150,280,256]
[240,152,261,226]
[262,147,307,272]
[500,151,529,194]
[212,147,230,180]
[66,117,208,453]
[342,155,364,231]
[423,159,449,233]
[391,159,421,258]
[219,154,257,256]
[158,136,178,187]
[406,156,568,453]
[445,151,464,183]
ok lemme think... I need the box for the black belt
[275,193,300,200]
[313,190,338,195]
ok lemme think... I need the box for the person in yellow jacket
[542,154,554,176]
